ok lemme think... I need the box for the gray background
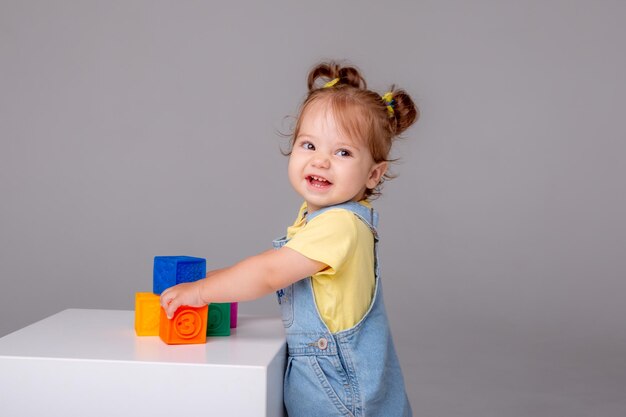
[1,1,625,416]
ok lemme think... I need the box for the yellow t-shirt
[284,201,376,333]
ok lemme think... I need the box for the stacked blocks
[134,255,238,344]
[153,256,207,295]
[160,305,208,344]
[134,292,161,336]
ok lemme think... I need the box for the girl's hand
[160,281,206,319]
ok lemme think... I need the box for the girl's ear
[366,161,388,189]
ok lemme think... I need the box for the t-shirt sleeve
[284,210,359,278]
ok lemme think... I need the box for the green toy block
[206,303,231,337]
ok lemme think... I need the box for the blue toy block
[153,256,207,295]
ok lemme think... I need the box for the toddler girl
[161,61,419,416]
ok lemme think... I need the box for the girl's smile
[306,175,332,190]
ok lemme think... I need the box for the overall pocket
[309,355,355,416]
[284,355,355,417]
[276,284,294,328]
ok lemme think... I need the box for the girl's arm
[160,247,325,319]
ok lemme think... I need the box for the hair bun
[388,88,419,136]
[307,62,367,91]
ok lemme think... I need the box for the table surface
[0,308,286,367]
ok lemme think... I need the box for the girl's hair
[289,61,419,198]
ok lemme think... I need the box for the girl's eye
[336,149,351,157]
[301,141,315,150]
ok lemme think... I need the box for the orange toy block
[135,292,161,336]
[159,305,208,345]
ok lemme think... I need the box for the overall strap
[306,201,379,240]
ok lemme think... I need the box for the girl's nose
[311,155,330,169]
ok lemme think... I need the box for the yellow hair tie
[323,78,340,88]
[381,92,395,117]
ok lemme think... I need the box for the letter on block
[159,305,208,345]
[135,292,161,336]
[153,256,207,295]
[207,303,231,337]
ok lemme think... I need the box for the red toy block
[135,292,161,336]
[159,305,208,345]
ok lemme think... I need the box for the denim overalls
[273,202,412,417]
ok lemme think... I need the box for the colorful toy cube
[153,256,206,295]
[134,292,161,336]
[207,303,231,337]
[159,305,208,345]
[230,302,238,328]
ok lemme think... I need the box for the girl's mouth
[307,175,332,188]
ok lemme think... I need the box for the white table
[0,309,286,417]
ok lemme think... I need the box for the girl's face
[288,100,387,213]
